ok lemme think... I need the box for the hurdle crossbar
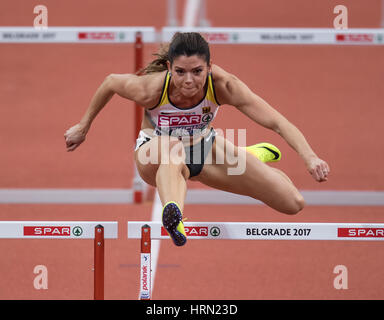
[0,221,118,300]
[131,221,384,300]
[128,221,384,241]
[0,27,156,43]
[162,27,384,45]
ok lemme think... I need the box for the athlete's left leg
[192,135,305,215]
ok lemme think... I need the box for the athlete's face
[168,55,211,98]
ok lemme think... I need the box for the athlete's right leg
[135,136,189,246]
[134,136,190,211]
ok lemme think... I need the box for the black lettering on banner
[293,229,311,236]
[246,228,311,237]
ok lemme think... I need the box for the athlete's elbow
[105,73,124,87]
[105,73,116,82]
[104,74,117,91]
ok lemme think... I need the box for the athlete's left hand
[306,157,330,182]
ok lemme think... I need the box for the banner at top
[0,27,156,43]
[162,27,384,45]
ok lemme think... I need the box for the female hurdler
[65,32,330,247]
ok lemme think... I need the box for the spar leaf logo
[202,113,213,123]
[119,32,125,41]
[232,33,240,42]
[210,226,221,237]
[72,226,83,237]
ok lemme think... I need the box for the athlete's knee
[134,157,158,187]
[284,193,305,215]
[156,161,190,183]
[156,140,189,178]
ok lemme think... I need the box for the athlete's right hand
[64,123,88,152]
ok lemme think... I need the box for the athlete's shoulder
[211,64,240,86]
[140,70,168,88]
[138,70,168,108]
[211,64,231,80]
[211,65,242,104]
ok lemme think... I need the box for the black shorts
[184,128,216,177]
[135,128,216,178]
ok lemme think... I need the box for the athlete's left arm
[214,68,330,182]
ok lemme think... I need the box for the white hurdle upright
[128,221,384,299]
[0,221,118,299]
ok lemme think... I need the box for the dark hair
[140,32,210,75]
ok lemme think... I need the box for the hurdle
[0,221,118,300]
[128,221,384,299]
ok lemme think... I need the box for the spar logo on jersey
[338,228,384,238]
[24,226,71,236]
[336,33,374,44]
[158,114,201,127]
[161,226,208,237]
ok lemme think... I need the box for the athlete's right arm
[64,72,164,152]
[80,74,153,130]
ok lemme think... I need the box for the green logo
[72,226,83,237]
[210,226,220,237]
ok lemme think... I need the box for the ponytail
[139,43,170,75]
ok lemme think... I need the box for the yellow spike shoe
[246,142,282,163]
[162,201,187,247]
